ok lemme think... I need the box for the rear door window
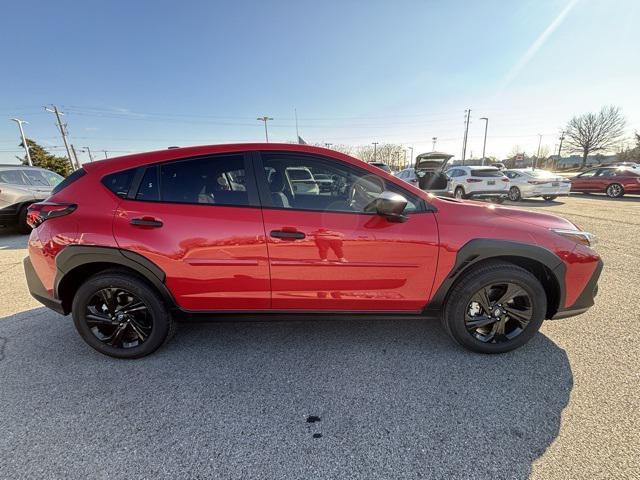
[148,154,255,206]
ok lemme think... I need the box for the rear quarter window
[102,168,136,198]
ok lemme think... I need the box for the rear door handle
[130,217,163,228]
[270,230,305,240]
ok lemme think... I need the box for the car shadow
[570,193,640,203]
[0,307,573,479]
[0,226,28,250]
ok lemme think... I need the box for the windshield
[471,168,503,178]
[22,169,64,187]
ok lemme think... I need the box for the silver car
[503,168,571,202]
[0,165,64,233]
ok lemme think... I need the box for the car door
[253,151,439,312]
[572,169,598,191]
[112,151,271,311]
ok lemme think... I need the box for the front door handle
[130,217,163,228]
[270,229,305,240]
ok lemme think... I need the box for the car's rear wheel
[454,186,466,199]
[542,195,557,201]
[441,261,546,354]
[508,186,521,201]
[72,270,174,358]
[606,183,624,198]
[17,205,32,234]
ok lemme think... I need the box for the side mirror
[373,191,409,223]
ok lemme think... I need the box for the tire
[72,270,174,359]
[542,195,557,201]
[508,186,521,202]
[17,205,32,234]
[606,183,624,198]
[441,261,546,354]
[454,186,466,199]
[491,197,505,204]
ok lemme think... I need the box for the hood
[492,204,576,230]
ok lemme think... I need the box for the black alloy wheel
[72,271,174,358]
[465,282,532,344]
[508,186,521,201]
[441,260,546,354]
[85,287,152,348]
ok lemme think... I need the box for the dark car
[414,151,453,194]
[570,167,640,198]
[24,144,602,358]
[368,161,392,173]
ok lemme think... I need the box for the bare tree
[565,106,626,168]
[353,143,405,169]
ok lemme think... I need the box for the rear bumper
[467,189,508,198]
[551,259,603,320]
[23,256,65,315]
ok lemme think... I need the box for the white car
[503,169,571,201]
[395,167,419,187]
[285,167,320,195]
[446,166,510,202]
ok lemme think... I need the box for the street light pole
[257,116,273,142]
[461,109,471,166]
[480,117,489,166]
[11,118,32,166]
[372,142,379,161]
[408,146,414,168]
[556,131,565,170]
[432,137,437,151]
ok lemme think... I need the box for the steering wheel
[348,174,385,211]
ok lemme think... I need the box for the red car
[23,144,602,358]
[570,166,640,198]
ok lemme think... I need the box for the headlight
[551,228,597,247]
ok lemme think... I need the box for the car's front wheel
[508,186,521,201]
[72,270,174,358]
[454,186,466,199]
[441,261,546,354]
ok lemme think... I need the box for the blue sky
[1,0,639,164]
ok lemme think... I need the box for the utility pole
[45,105,75,171]
[70,144,81,169]
[557,131,565,171]
[480,117,489,166]
[294,108,299,140]
[534,134,542,170]
[11,118,32,166]
[100,150,109,159]
[461,109,471,165]
[83,146,94,162]
[257,116,273,142]
[432,137,437,151]
[372,142,379,161]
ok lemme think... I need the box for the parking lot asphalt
[0,194,638,480]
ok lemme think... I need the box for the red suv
[24,144,602,358]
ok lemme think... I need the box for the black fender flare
[54,245,176,313]
[425,239,566,315]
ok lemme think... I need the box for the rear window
[102,168,136,198]
[51,168,86,195]
[471,168,503,178]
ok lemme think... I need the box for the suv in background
[24,143,601,359]
[0,165,64,233]
[447,166,510,202]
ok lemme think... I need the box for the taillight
[466,178,482,183]
[26,202,77,228]
[527,180,547,185]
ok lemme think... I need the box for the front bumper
[551,259,603,319]
[23,256,65,315]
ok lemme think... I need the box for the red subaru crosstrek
[24,144,602,358]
